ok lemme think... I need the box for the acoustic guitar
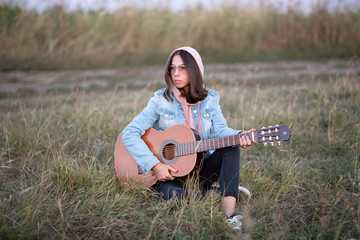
[114,124,291,186]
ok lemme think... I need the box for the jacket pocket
[201,108,216,138]
[158,108,175,130]
[203,108,216,119]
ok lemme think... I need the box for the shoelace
[225,214,243,230]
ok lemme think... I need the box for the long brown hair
[164,50,208,104]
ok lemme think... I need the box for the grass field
[0,64,359,239]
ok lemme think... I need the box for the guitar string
[144,137,244,157]
[144,134,250,154]
[143,133,280,156]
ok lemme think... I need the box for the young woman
[122,46,255,228]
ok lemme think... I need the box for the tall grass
[0,70,359,238]
[0,2,359,71]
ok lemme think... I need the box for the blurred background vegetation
[0,1,359,71]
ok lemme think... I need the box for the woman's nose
[174,67,180,75]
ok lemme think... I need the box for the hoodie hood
[167,46,204,78]
[167,46,204,136]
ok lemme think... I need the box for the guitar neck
[177,132,253,156]
[176,125,290,156]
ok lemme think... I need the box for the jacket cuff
[143,157,160,174]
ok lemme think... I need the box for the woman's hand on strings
[240,128,257,148]
[152,162,178,181]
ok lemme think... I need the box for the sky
[3,0,360,13]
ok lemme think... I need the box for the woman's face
[169,55,190,93]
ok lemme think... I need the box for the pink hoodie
[167,46,204,136]
[168,46,204,78]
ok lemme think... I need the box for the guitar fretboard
[176,132,253,156]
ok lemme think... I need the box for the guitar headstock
[255,125,291,146]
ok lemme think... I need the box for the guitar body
[114,125,200,186]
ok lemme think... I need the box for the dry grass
[1,2,359,70]
[0,69,359,238]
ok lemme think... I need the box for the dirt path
[0,59,359,93]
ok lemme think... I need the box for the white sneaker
[225,214,243,230]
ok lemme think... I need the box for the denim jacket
[122,88,239,174]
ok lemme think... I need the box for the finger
[163,174,173,181]
[168,166,178,172]
[240,137,244,146]
[240,137,247,148]
[162,175,170,181]
[242,136,249,145]
[246,136,252,145]
[240,136,246,147]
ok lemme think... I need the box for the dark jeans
[156,146,240,200]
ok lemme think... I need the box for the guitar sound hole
[162,143,176,160]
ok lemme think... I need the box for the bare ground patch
[0,59,359,93]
